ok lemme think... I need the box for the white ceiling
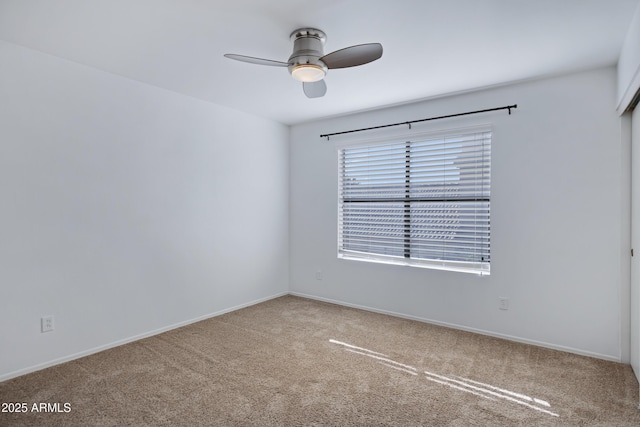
[0,0,638,125]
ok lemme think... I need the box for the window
[337,127,491,275]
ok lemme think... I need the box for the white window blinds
[338,127,491,275]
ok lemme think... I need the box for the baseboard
[0,291,288,383]
[289,291,622,363]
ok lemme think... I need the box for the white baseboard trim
[0,292,288,383]
[289,291,622,363]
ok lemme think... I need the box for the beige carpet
[1,295,639,426]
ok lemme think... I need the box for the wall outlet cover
[41,315,54,333]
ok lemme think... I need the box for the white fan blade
[303,80,327,98]
[224,54,288,67]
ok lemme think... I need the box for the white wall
[0,40,289,380]
[290,67,628,361]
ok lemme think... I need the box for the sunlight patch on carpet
[424,371,559,417]
[330,338,559,418]
[328,339,388,357]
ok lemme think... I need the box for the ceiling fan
[224,28,383,98]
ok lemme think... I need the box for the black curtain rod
[320,104,517,139]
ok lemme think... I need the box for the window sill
[338,252,490,276]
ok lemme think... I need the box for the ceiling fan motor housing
[288,28,328,78]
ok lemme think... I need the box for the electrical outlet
[316,270,323,280]
[41,315,54,333]
[498,297,509,311]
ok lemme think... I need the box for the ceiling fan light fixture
[291,64,326,82]
[224,27,382,98]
